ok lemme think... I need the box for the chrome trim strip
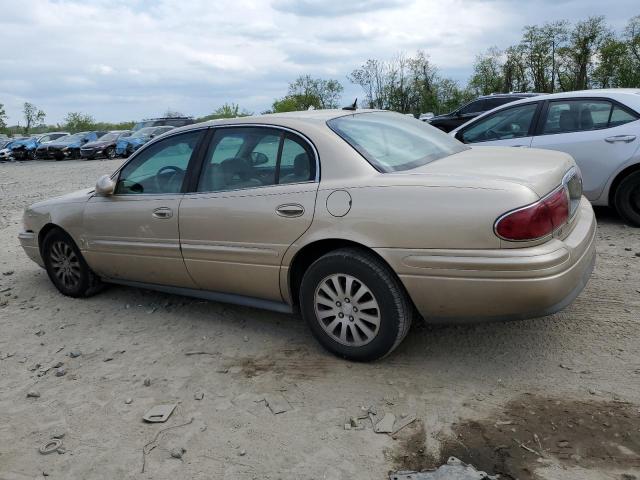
[103,278,294,314]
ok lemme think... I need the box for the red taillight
[495,187,569,241]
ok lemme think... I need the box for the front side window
[115,130,202,194]
[329,112,467,172]
[461,103,538,143]
[197,128,315,192]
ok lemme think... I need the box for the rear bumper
[375,198,597,323]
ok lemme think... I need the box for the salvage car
[425,93,541,132]
[10,132,69,160]
[115,126,174,157]
[132,116,194,131]
[37,131,108,160]
[450,89,640,226]
[19,110,596,361]
[80,130,131,160]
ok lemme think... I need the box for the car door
[530,98,640,200]
[82,129,205,287]
[179,126,319,302]
[456,102,541,148]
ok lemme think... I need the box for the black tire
[614,171,640,227]
[42,229,103,297]
[299,247,413,361]
[105,147,115,159]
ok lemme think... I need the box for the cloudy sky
[0,0,636,125]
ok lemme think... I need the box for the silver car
[450,89,640,226]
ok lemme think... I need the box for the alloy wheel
[313,273,381,347]
[49,241,82,289]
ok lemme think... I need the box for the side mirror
[454,130,465,142]
[95,175,115,196]
[149,134,156,139]
[250,151,269,166]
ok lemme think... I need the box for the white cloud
[0,0,635,124]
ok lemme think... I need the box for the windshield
[97,133,118,142]
[131,127,156,138]
[327,112,468,172]
[59,132,87,143]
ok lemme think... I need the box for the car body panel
[19,109,596,323]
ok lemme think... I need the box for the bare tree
[23,102,46,134]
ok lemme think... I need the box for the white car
[450,89,640,226]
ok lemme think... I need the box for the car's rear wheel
[614,171,640,227]
[299,248,412,361]
[42,229,103,297]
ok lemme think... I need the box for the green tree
[197,103,252,121]
[63,112,96,133]
[22,102,46,134]
[272,75,344,112]
[163,109,186,118]
[0,103,7,131]
[468,47,505,95]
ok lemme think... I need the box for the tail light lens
[495,186,570,241]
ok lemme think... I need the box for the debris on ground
[141,417,194,473]
[55,368,66,377]
[38,439,63,455]
[68,351,81,358]
[143,378,151,387]
[142,404,177,423]
[26,390,40,398]
[170,447,186,459]
[391,414,417,436]
[194,392,204,401]
[264,393,290,414]
[389,456,499,480]
[125,398,133,405]
[375,412,396,433]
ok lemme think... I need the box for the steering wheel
[155,165,185,192]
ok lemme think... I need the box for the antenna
[342,98,358,111]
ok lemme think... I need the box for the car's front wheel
[299,248,413,361]
[42,229,103,297]
[614,171,640,227]
[105,147,116,159]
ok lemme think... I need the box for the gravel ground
[0,159,639,480]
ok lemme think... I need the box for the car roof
[478,93,542,99]
[202,108,382,126]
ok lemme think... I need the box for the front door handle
[511,145,528,148]
[276,204,304,217]
[605,135,636,143]
[152,207,173,219]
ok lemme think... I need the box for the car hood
[403,146,575,198]
[83,140,109,148]
[30,188,94,211]
[49,140,83,148]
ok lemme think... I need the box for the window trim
[110,127,209,196]
[457,101,543,144]
[534,97,640,137]
[188,124,320,195]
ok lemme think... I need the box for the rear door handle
[605,135,636,143]
[511,145,528,148]
[152,207,173,219]
[276,204,304,217]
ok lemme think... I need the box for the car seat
[281,153,310,184]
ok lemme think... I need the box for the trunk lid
[407,146,575,198]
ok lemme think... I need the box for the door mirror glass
[95,175,115,195]
[250,151,269,166]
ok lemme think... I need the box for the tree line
[2,13,638,136]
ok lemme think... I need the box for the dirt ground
[0,159,639,480]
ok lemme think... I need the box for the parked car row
[0,116,195,162]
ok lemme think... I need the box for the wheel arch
[286,238,404,308]
[608,162,640,206]
[38,223,72,256]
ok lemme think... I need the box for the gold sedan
[19,110,596,361]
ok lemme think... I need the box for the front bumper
[375,198,597,323]
[18,230,44,268]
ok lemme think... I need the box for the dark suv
[424,93,542,132]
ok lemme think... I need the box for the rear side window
[328,111,467,172]
[542,99,638,134]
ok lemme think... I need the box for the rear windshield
[327,111,468,172]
